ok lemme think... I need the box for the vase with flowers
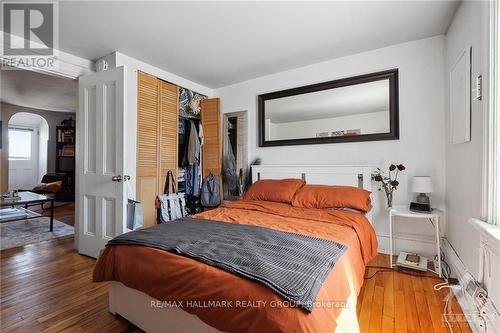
[372,164,406,208]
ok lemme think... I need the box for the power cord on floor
[364,265,445,280]
[365,252,453,280]
[434,281,455,333]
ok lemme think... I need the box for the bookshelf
[56,125,75,198]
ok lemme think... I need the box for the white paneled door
[77,67,127,258]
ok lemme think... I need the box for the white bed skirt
[109,281,221,333]
[109,281,360,333]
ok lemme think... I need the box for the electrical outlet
[476,291,488,308]
[475,314,487,332]
[480,301,499,325]
[465,279,488,306]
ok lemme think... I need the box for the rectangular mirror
[258,69,399,147]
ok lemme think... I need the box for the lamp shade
[411,176,433,193]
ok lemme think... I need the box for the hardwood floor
[0,236,140,333]
[0,225,471,332]
[33,203,76,226]
[358,256,472,333]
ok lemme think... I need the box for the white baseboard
[442,238,500,333]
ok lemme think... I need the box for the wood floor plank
[402,273,420,333]
[359,267,376,332]
[381,271,395,333]
[394,289,407,333]
[383,271,395,319]
[369,285,384,333]
[392,272,407,333]
[414,290,435,333]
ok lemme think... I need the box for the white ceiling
[53,1,459,88]
[1,70,77,112]
[266,80,389,123]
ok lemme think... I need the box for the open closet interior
[136,71,222,227]
[222,111,248,200]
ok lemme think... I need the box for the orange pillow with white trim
[291,184,372,213]
[243,179,305,204]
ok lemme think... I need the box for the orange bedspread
[93,200,378,333]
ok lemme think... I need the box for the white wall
[215,36,447,254]
[269,111,389,140]
[38,119,49,181]
[444,1,489,279]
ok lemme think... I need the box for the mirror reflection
[264,79,390,141]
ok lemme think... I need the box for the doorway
[222,111,248,199]
[1,69,78,250]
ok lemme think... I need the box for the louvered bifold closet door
[137,72,159,227]
[158,81,179,193]
[201,98,223,193]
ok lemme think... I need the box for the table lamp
[410,176,433,212]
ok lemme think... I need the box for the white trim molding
[483,0,500,225]
[0,31,94,79]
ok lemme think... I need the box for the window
[8,128,32,160]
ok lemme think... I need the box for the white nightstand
[389,206,442,277]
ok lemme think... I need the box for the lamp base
[416,193,430,205]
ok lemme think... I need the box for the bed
[93,165,378,333]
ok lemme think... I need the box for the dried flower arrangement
[372,164,406,208]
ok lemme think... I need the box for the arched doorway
[7,112,49,190]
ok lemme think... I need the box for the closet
[136,71,221,227]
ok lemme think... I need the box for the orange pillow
[292,184,371,212]
[243,179,305,204]
[32,181,63,193]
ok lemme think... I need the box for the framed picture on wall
[450,46,472,145]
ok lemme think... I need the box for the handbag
[158,170,187,222]
[200,173,221,207]
[185,194,203,215]
[126,199,143,230]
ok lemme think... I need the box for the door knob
[112,175,123,182]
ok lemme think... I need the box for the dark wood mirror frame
[258,69,399,147]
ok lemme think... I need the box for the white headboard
[251,165,373,222]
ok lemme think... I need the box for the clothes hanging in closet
[178,118,189,167]
[178,117,203,196]
[186,165,200,196]
[179,118,202,167]
[187,120,201,165]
